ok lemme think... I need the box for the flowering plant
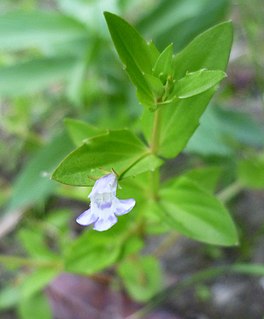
[5,5,264,317]
[49,12,238,301]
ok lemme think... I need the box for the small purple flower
[76,173,136,231]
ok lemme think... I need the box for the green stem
[0,254,62,269]
[152,232,179,258]
[150,108,162,155]
[217,181,243,203]
[149,169,160,201]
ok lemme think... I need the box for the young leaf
[52,129,161,186]
[160,177,238,246]
[104,12,158,102]
[137,74,164,109]
[173,69,226,99]
[144,74,164,98]
[152,43,174,81]
[118,256,162,302]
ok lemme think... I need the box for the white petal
[93,214,117,231]
[114,198,136,216]
[89,173,117,198]
[76,208,98,226]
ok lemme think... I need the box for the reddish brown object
[46,273,181,319]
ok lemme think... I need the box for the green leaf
[152,43,174,81]
[21,268,59,299]
[237,155,264,189]
[143,21,233,158]
[0,57,78,97]
[18,228,57,260]
[173,21,233,80]
[141,200,170,235]
[104,12,158,101]
[187,105,264,156]
[0,285,20,311]
[180,166,223,193]
[231,263,264,276]
[5,132,73,213]
[118,255,162,302]
[173,69,226,98]
[18,292,52,319]
[160,177,238,246]
[144,74,164,99]
[64,118,104,146]
[52,129,161,186]
[65,231,121,275]
[143,89,216,158]
[120,237,144,259]
[189,105,264,155]
[186,105,234,156]
[0,11,88,52]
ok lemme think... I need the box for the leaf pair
[105,12,227,112]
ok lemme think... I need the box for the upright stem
[217,181,243,203]
[150,169,160,201]
[150,108,161,155]
[149,107,162,201]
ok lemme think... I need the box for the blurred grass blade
[0,11,88,52]
[5,132,73,213]
[137,0,230,51]
[0,56,78,97]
